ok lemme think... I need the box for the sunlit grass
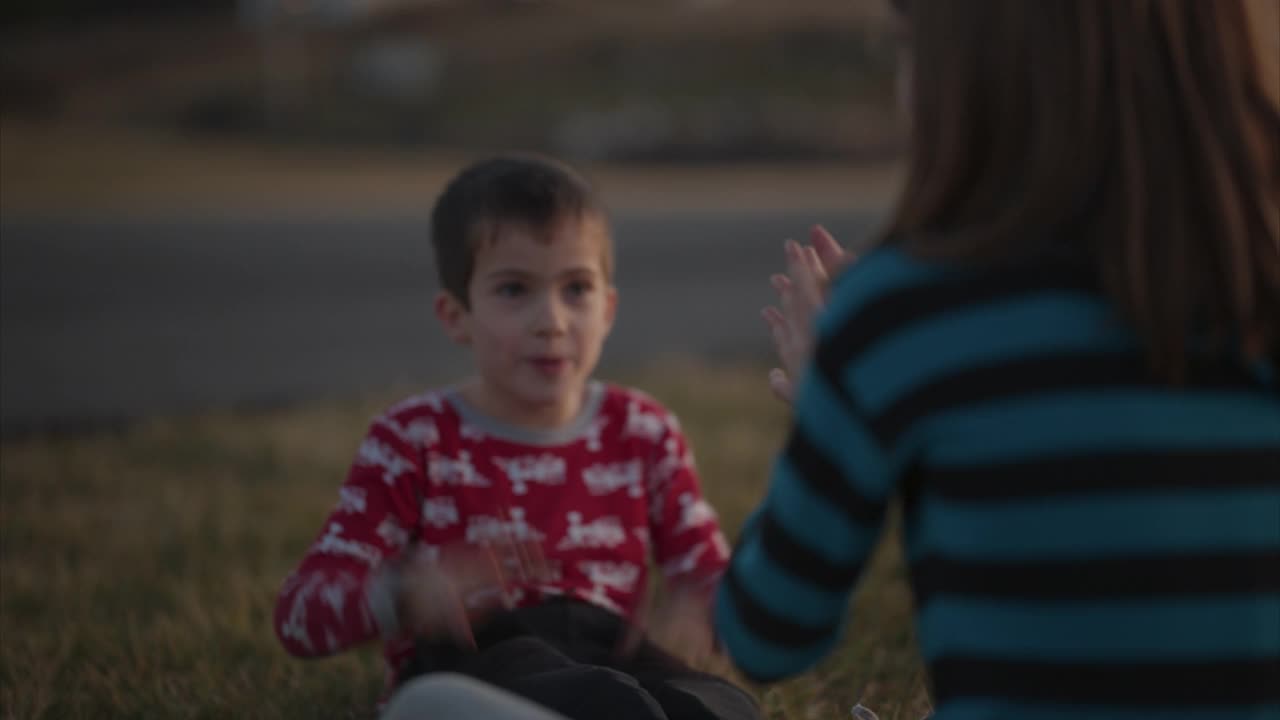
[0,361,929,719]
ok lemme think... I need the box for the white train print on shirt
[387,391,445,416]
[648,436,695,522]
[583,416,609,452]
[557,512,627,550]
[582,459,645,498]
[313,522,383,567]
[466,507,545,544]
[382,417,440,446]
[319,572,357,618]
[376,517,411,549]
[429,450,492,488]
[460,423,487,442]
[675,492,718,533]
[711,531,731,560]
[493,454,567,495]
[578,560,642,593]
[355,437,415,486]
[421,496,460,529]
[661,540,709,578]
[624,401,667,443]
[280,574,324,653]
[335,486,367,514]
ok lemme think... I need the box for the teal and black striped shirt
[714,246,1280,719]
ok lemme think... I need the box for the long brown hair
[886,0,1280,382]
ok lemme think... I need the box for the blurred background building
[0,0,906,434]
[2,0,902,161]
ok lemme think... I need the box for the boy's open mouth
[529,357,569,376]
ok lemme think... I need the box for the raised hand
[761,225,852,404]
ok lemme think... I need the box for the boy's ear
[434,291,471,345]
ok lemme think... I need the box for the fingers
[762,304,805,401]
[443,586,478,650]
[770,271,808,356]
[768,368,794,405]
[521,539,552,585]
[785,240,824,313]
[770,273,795,319]
[400,563,474,646]
[762,304,788,349]
[643,586,716,668]
[765,230,837,407]
[810,224,848,274]
[507,535,536,586]
[803,244,827,285]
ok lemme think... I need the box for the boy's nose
[533,296,569,336]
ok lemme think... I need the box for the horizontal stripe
[817,247,952,340]
[849,294,1131,417]
[758,509,864,592]
[820,258,1096,380]
[910,489,1280,560]
[778,431,884,534]
[731,529,851,627]
[931,656,1280,706]
[917,594,1280,662]
[871,351,1265,447]
[720,565,838,649]
[766,455,862,561]
[792,367,892,501]
[713,571,837,682]
[937,698,1280,720]
[912,549,1280,606]
[917,391,1280,466]
[922,448,1280,502]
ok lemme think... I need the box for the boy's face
[435,216,617,426]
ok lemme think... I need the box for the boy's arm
[274,415,425,658]
[647,414,730,595]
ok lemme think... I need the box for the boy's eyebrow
[482,268,536,279]
[482,266,601,279]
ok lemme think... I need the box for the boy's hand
[618,582,716,667]
[397,538,551,648]
[761,225,853,404]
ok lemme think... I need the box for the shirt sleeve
[713,309,895,683]
[647,411,731,594]
[273,414,426,658]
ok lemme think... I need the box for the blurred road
[1,209,881,433]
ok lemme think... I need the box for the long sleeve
[713,267,897,683]
[647,414,730,591]
[274,415,427,657]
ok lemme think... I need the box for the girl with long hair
[716,1,1279,717]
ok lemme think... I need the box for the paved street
[1,208,881,432]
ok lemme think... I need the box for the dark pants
[399,598,760,720]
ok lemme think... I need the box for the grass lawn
[0,361,930,719]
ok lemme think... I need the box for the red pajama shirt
[274,382,730,693]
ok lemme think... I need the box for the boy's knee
[383,673,480,719]
[383,673,568,720]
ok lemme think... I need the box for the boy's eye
[566,280,594,296]
[496,282,526,297]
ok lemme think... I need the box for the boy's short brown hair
[430,154,612,307]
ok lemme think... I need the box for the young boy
[274,155,759,720]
